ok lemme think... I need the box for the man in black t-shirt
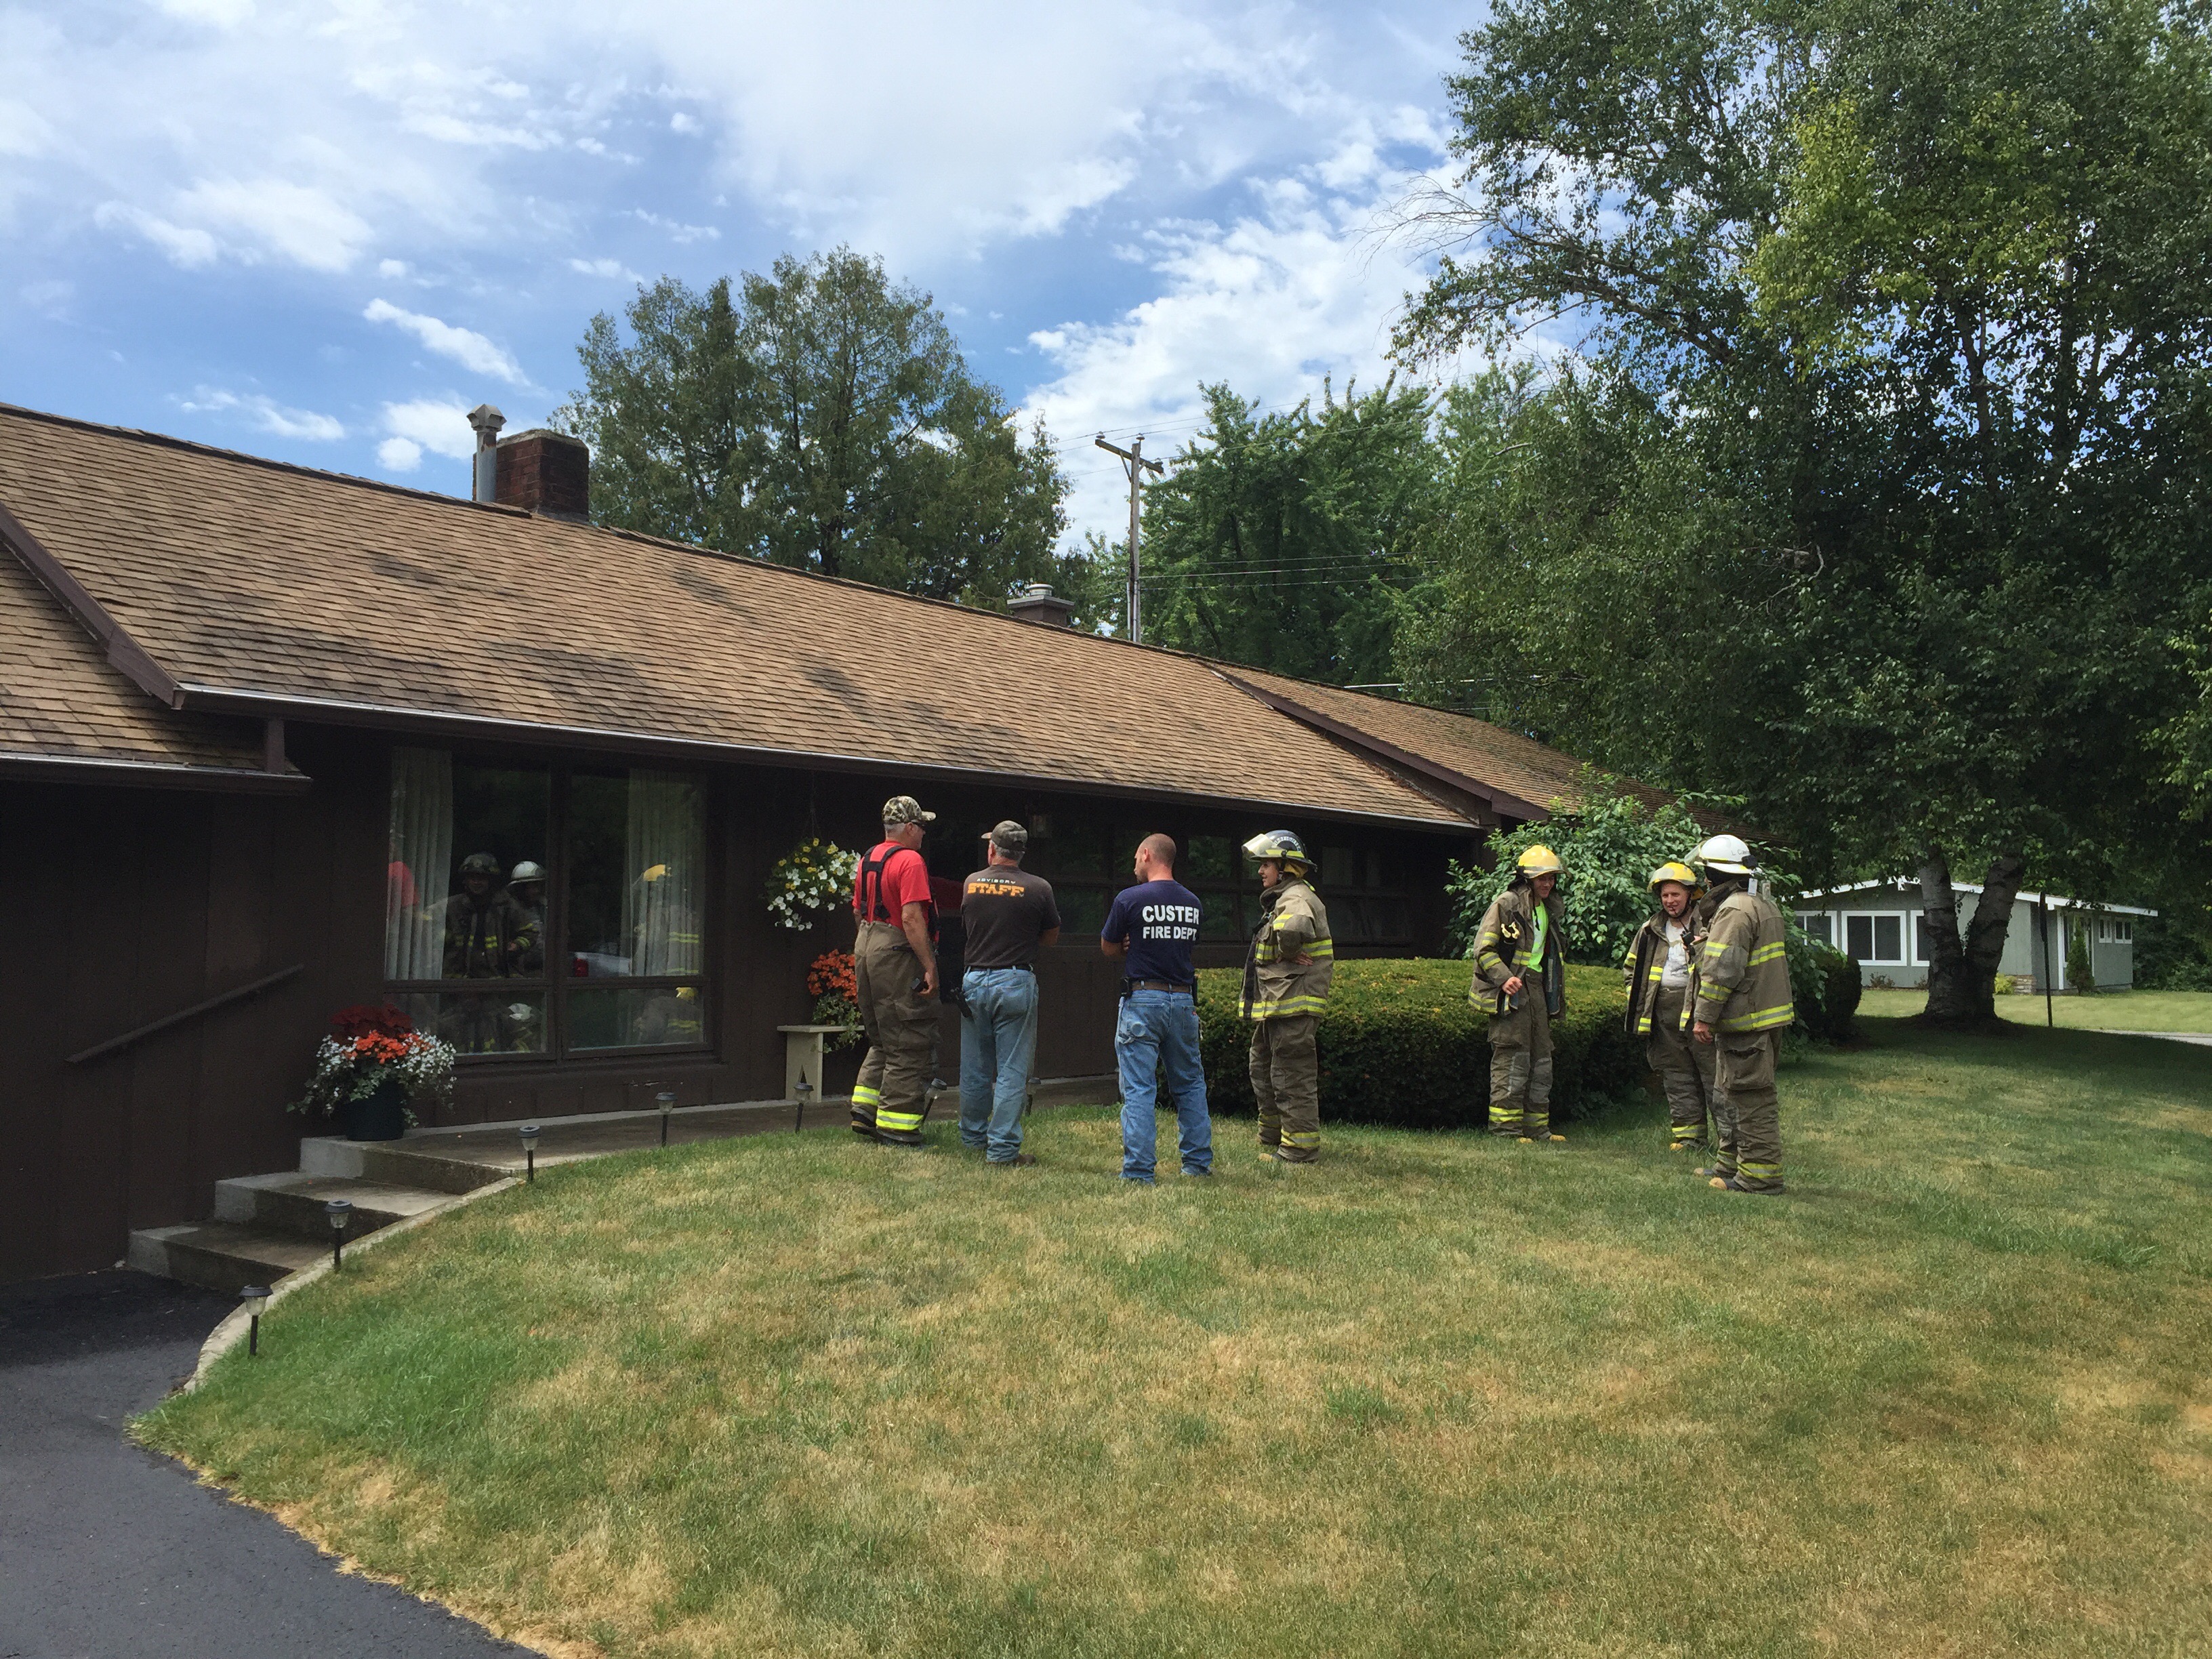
[957,821,1061,1165]
[1100,832,1213,1182]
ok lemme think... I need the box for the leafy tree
[1396,0,2212,1026]
[1137,380,1440,683]
[556,248,1071,608]
[1444,779,1708,966]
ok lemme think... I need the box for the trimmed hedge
[1195,959,1643,1129]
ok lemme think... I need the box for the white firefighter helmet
[1694,834,1757,877]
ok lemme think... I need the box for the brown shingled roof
[0,533,300,789]
[1217,665,1675,823]
[0,405,1472,827]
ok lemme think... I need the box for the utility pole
[1095,433,1164,644]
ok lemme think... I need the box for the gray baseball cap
[881,794,936,825]
[983,820,1027,854]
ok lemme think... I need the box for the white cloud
[363,298,525,384]
[1023,144,1461,541]
[93,202,220,268]
[381,398,476,463]
[670,111,702,135]
[569,256,642,281]
[378,258,410,278]
[155,0,256,24]
[0,98,54,158]
[93,180,369,272]
[627,209,718,243]
[177,386,345,441]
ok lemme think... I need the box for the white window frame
[1843,910,1907,966]
[1795,912,1834,947]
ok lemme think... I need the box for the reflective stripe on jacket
[1621,914,1689,1038]
[1692,888,1795,1033]
[1471,881,1567,1016]
[1241,878,1333,1019]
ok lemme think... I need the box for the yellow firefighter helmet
[1647,860,1702,894]
[1515,844,1563,878]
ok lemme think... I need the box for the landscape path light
[324,1198,352,1271]
[520,1124,539,1183]
[658,1090,676,1147]
[792,1071,813,1133]
[240,1284,271,1356]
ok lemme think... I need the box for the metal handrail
[66,964,306,1065]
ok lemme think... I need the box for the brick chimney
[1007,581,1075,627]
[493,429,590,520]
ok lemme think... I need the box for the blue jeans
[1116,989,1212,1181]
[959,967,1040,1161]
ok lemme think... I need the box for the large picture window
[384,749,710,1057]
[1844,913,1904,964]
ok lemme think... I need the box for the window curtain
[385,747,453,980]
[623,770,704,976]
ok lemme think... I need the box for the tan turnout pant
[1488,998,1553,1136]
[853,921,937,1143]
[1714,1029,1782,1191]
[1648,985,1718,1147]
[1250,1014,1320,1163]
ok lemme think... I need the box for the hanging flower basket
[766,837,860,930]
[291,1004,457,1139]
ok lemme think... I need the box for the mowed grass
[141,1021,2212,1659]
[1858,986,2212,1032]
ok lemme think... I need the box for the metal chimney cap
[466,404,507,447]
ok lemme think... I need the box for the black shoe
[1180,1165,1212,1178]
[987,1153,1036,1168]
[876,1132,926,1149]
[1718,1176,1783,1195]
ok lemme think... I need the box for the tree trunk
[1921,848,2027,1027]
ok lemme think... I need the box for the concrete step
[127,1222,328,1296]
[212,1172,453,1242]
[298,1137,514,1194]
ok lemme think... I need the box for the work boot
[876,1130,926,1149]
[1516,1136,1534,1144]
[1544,1133,1566,1143]
[1718,1176,1782,1195]
[987,1152,1036,1168]
[1694,1166,1726,1179]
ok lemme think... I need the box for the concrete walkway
[2104,1029,2212,1046]
[0,1269,525,1658]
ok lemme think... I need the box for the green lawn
[1857,986,2212,1031]
[141,1019,2212,1659]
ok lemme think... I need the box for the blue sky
[1,0,1480,540]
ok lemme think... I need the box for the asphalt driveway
[0,1269,526,1659]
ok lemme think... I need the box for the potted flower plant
[292,1004,457,1141]
[806,950,863,1050]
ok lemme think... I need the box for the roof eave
[1211,668,1551,821]
[0,750,311,794]
[174,682,1478,834]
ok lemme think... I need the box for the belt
[966,962,1033,972]
[1130,979,1193,994]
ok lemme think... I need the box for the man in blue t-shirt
[1100,833,1212,1182]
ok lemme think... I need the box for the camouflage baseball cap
[881,794,936,825]
[983,819,1027,854]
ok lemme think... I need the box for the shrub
[1443,777,1707,965]
[1787,926,1862,1041]
[2066,922,2097,994]
[1195,959,1641,1128]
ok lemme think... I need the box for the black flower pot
[343,1078,409,1142]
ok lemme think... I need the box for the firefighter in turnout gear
[1689,834,1794,1193]
[1623,861,1718,1150]
[1240,831,1333,1166]
[849,796,941,1147]
[1472,845,1569,1141]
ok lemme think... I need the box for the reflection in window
[384,748,709,1059]
[1185,836,1237,884]
[568,771,704,979]
[393,991,548,1056]
[569,987,705,1050]
[1197,893,1244,940]
[1797,914,1832,947]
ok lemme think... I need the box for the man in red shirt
[849,795,941,1147]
